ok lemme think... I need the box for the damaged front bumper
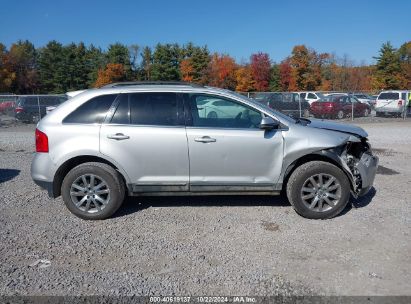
[354,152,379,196]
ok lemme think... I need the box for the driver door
[183,93,284,192]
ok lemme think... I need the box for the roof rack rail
[102,81,203,88]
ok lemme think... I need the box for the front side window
[129,92,180,126]
[307,93,316,99]
[187,94,262,129]
[63,94,117,124]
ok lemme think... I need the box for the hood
[306,119,368,138]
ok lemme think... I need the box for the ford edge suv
[31,82,378,220]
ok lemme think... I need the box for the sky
[1,0,410,65]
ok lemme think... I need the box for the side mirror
[260,116,280,130]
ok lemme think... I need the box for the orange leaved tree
[94,63,126,87]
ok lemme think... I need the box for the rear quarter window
[63,94,117,124]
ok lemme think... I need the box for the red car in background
[310,94,371,119]
[0,96,16,115]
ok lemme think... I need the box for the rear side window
[63,94,117,124]
[378,92,399,100]
[307,93,316,99]
[129,92,180,126]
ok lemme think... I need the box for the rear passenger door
[99,92,189,192]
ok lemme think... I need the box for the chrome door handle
[107,133,130,140]
[194,136,216,143]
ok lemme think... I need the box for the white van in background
[375,91,409,117]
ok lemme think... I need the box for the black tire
[336,110,344,119]
[31,114,40,124]
[286,161,350,219]
[61,162,125,220]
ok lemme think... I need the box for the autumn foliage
[94,63,126,88]
[1,39,410,94]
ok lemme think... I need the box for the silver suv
[31,82,378,220]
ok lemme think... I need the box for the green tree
[151,43,182,81]
[85,45,105,87]
[106,43,132,79]
[372,42,404,89]
[269,64,281,91]
[38,40,67,93]
[181,42,210,83]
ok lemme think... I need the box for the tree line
[0,40,410,94]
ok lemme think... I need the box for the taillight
[35,129,49,153]
[398,100,403,106]
[15,107,23,113]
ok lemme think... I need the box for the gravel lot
[0,120,410,296]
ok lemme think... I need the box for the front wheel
[336,110,344,119]
[286,161,350,219]
[61,162,125,220]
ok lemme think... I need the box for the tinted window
[63,94,117,124]
[401,93,406,100]
[24,97,39,106]
[129,92,179,126]
[111,94,129,124]
[378,92,399,100]
[300,93,306,98]
[188,94,261,129]
[307,93,316,99]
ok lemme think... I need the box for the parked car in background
[15,95,68,123]
[297,92,326,105]
[0,100,16,115]
[31,82,378,220]
[0,94,17,115]
[254,92,310,117]
[46,90,85,114]
[375,91,409,117]
[352,93,374,106]
[310,94,371,119]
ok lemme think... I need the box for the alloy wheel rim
[70,174,110,213]
[301,173,341,212]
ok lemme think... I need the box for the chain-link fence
[0,94,67,125]
[239,91,411,121]
[1,91,410,126]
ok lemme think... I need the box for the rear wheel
[286,161,350,219]
[363,108,369,117]
[61,162,125,220]
[336,110,344,119]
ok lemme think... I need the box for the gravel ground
[0,120,410,296]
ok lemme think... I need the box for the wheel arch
[52,155,129,198]
[282,150,355,193]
